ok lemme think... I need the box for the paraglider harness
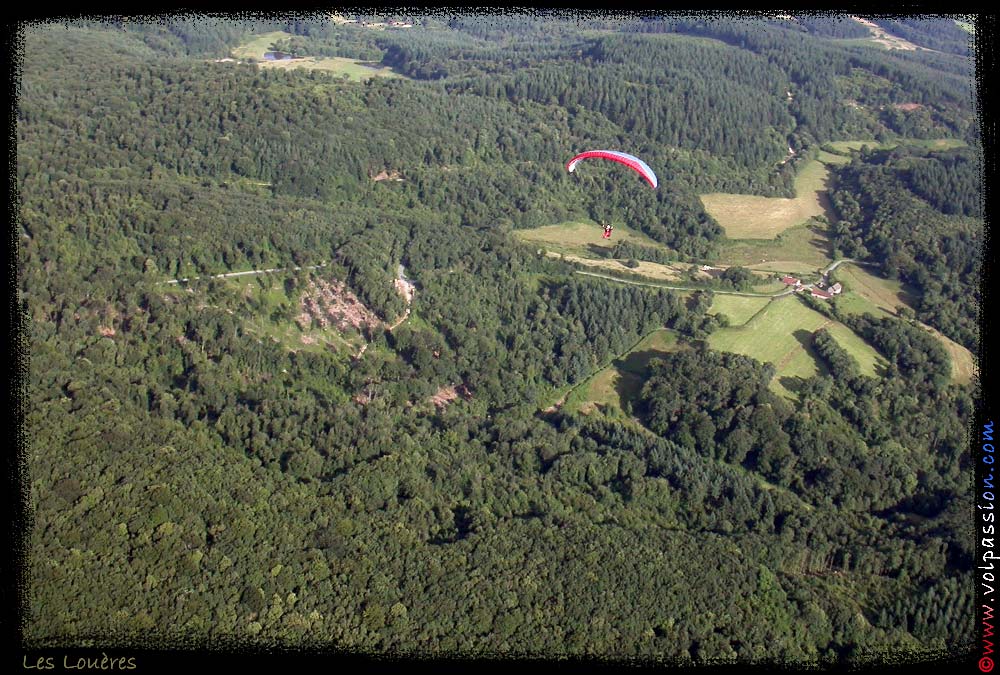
[602,224,614,239]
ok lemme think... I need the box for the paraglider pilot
[602,224,614,239]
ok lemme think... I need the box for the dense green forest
[17,12,982,666]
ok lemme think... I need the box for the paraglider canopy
[566,150,658,189]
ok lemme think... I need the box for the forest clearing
[831,263,974,385]
[706,295,773,326]
[556,329,684,416]
[545,251,686,281]
[714,220,834,274]
[231,30,406,79]
[707,296,883,399]
[514,219,670,255]
[700,159,832,239]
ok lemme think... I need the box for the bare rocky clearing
[430,383,472,409]
[851,17,926,51]
[372,170,404,182]
[295,278,383,334]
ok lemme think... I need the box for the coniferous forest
[14,11,986,667]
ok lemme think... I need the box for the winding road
[574,258,877,298]
[573,270,797,297]
[165,262,328,284]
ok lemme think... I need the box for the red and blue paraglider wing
[566,150,658,189]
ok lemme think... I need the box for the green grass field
[817,150,852,165]
[548,252,686,281]
[826,138,967,154]
[617,329,683,373]
[749,279,790,294]
[715,219,834,274]
[825,140,889,153]
[707,296,885,399]
[564,329,684,416]
[824,322,889,378]
[712,138,964,269]
[708,297,830,399]
[231,31,292,60]
[833,264,919,315]
[232,32,405,80]
[708,295,773,326]
[829,290,892,319]
[901,138,968,151]
[523,221,800,289]
[563,368,641,417]
[923,326,976,386]
[515,219,671,256]
[832,264,974,385]
[700,159,832,239]
[259,56,406,80]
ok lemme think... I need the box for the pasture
[817,149,852,165]
[832,264,974,385]
[825,138,967,154]
[231,31,292,60]
[259,56,405,80]
[564,329,684,416]
[747,279,790,294]
[559,256,787,292]
[708,295,772,326]
[563,368,642,417]
[715,219,834,274]
[833,263,919,315]
[911,138,969,151]
[700,159,832,239]
[825,140,893,154]
[515,219,671,255]
[824,322,889,378]
[922,325,976,386]
[549,253,686,282]
[231,32,405,80]
[829,290,892,319]
[707,296,885,399]
[617,329,683,374]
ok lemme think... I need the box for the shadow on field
[610,349,671,411]
[612,370,644,411]
[614,349,670,377]
[807,221,835,260]
[817,172,841,225]
[792,328,814,351]
[777,375,805,395]
[792,328,831,378]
